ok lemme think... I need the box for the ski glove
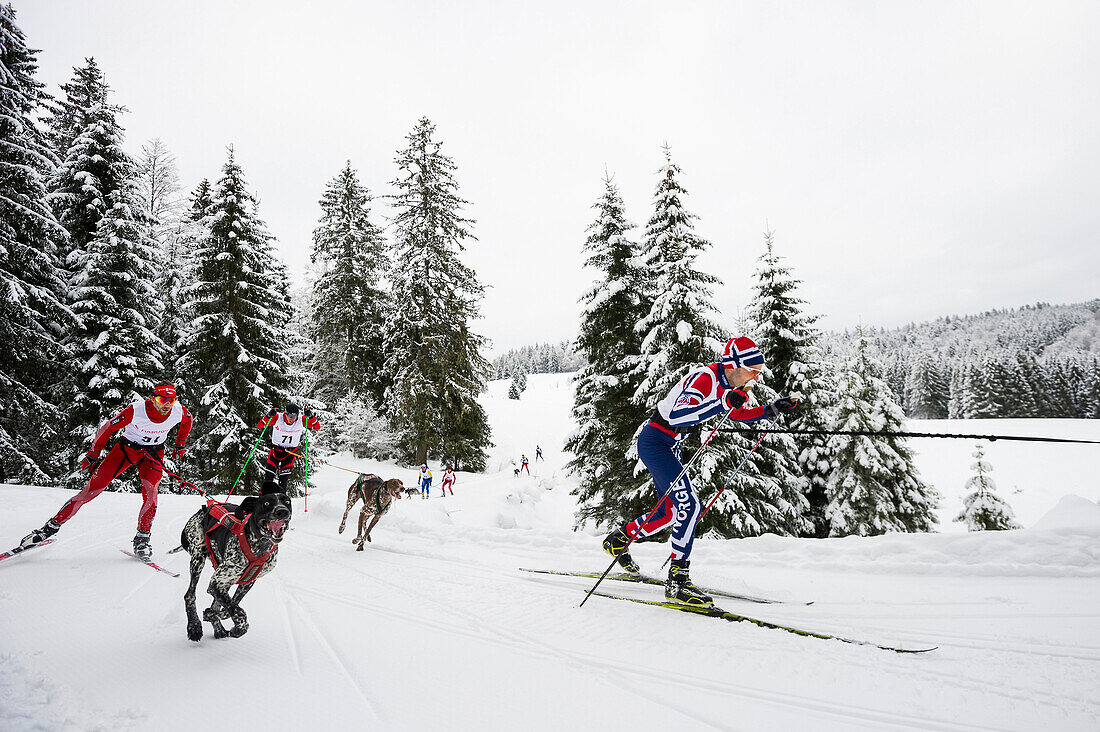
[267,407,279,418]
[304,408,313,419]
[80,451,101,473]
[171,444,186,460]
[765,397,799,420]
[723,389,749,411]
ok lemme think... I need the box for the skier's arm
[304,408,320,431]
[721,388,769,423]
[175,406,193,448]
[90,405,135,454]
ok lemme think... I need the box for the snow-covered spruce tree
[44,56,113,166]
[746,229,827,537]
[48,71,166,485]
[0,4,77,483]
[309,162,389,409]
[905,350,949,419]
[954,444,1020,531]
[825,331,940,536]
[508,372,522,400]
[44,58,121,269]
[565,174,649,527]
[322,391,399,459]
[177,147,292,495]
[381,118,491,469]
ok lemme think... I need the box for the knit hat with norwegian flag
[719,336,765,369]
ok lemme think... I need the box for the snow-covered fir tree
[309,162,389,408]
[320,391,400,460]
[954,444,1020,531]
[44,59,120,267]
[43,56,116,167]
[565,174,649,527]
[507,368,527,400]
[47,63,165,483]
[0,4,77,483]
[746,230,826,537]
[381,118,491,469]
[177,147,292,494]
[905,350,949,419]
[825,331,940,536]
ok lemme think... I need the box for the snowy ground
[2,373,1099,731]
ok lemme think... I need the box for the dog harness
[204,500,275,584]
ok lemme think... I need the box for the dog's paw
[355,543,364,551]
[366,535,372,543]
[229,622,249,638]
[338,525,345,534]
[187,622,203,642]
[212,625,229,639]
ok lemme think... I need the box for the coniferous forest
[1,4,1095,541]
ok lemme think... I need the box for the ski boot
[19,519,60,549]
[602,528,640,574]
[664,559,713,606]
[132,530,153,560]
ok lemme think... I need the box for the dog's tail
[166,544,186,554]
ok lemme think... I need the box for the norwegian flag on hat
[720,336,765,369]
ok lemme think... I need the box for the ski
[593,592,937,654]
[519,567,812,605]
[0,539,54,565]
[121,549,180,577]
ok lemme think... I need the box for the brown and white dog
[338,473,404,550]
[180,492,292,641]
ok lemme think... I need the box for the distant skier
[519,455,530,475]
[418,465,432,499]
[601,337,798,606]
[440,467,456,497]
[535,445,544,462]
[18,383,193,559]
[256,403,320,492]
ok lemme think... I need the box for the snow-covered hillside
[2,373,1099,731]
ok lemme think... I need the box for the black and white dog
[181,490,292,642]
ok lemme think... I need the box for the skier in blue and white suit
[602,336,798,606]
[417,465,432,500]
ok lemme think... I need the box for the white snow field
[2,372,1099,731]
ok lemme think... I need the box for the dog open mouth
[264,518,288,540]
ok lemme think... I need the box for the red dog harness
[204,500,275,585]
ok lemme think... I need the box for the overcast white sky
[19,1,1100,356]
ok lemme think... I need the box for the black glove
[765,397,799,420]
[723,389,748,411]
[80,451,101,473]
[267,407,278,418]
[304,408,313,419]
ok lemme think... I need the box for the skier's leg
[136,452,164,533]
[53,444,133,525]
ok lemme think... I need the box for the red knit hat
[720,337,765,369]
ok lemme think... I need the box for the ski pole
[228,423,270,499]
[658,430,769,572]
[579,401,741,608]
[302,433,309,513]
[716,427,1100,445]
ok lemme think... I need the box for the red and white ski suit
[53,400,193,531]
[441,469,455,496]
[256,412,320,488]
